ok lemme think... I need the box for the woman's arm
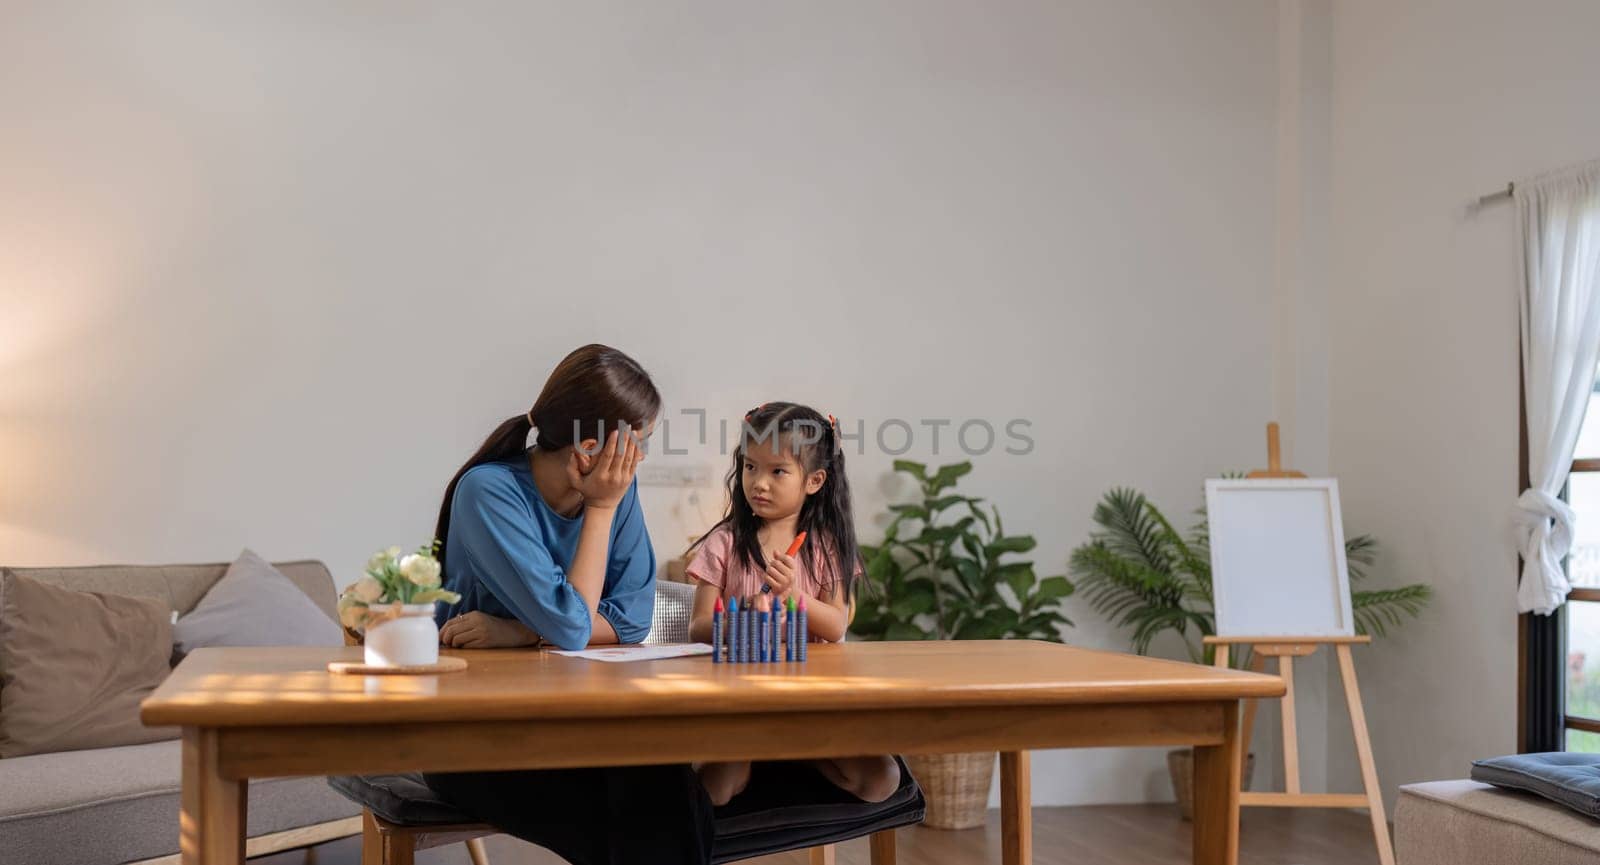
[593,481,656,644]
[443,431,642,650]
[562,429,642,611]
[441,607,617,649]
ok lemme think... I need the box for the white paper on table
[549,643,714,663]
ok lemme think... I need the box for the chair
[332,580,923,864]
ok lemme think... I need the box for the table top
[141,640,1284,728]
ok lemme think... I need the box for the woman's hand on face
[566,427,644,511]
[439,611,540,649]
[763,551,797,598]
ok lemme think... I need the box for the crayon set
[711,594,808,664]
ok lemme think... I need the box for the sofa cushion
[174,549,342,655]
[2,559,340,620]
[0,740,361,865]
[0,572,179,757]
[1397,779,1600,865]
[1472,752,1600,819]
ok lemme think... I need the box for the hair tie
[525,407,536,427]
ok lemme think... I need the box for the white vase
[363,603,440,667]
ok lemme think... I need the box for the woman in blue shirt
[422,344,714,865]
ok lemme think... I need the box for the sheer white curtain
[1517,160,1600,615]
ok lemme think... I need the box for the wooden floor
[257,805,1381,865]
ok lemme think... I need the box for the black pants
[422,764,714,865]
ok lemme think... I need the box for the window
[1565,375,1600,750]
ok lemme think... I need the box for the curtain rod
[1478,182,1514,206]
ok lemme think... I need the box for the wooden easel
[1201,423,1395,865]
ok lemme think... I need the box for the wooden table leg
[1001,750,1031,865]
[181,728,246,865]
[1192,703,1241,865]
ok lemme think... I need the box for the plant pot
[903,752,996,830]
[363,603,440,667]
[1167,748,1256,821]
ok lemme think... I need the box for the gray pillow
[1471,752,1600,819]
[174,549,342,654]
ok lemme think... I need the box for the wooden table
[141,640,1283,865]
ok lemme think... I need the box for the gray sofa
[1397,779,1600,864]
[0,561,362,865]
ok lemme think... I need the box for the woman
[421,343,714,865]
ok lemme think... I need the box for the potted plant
[1068,486,1431,819]
[852,460,1074,829]
[338,543,459,668]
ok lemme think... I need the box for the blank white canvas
[1206,479,1354,637]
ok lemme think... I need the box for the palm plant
[1069,487,1431,666]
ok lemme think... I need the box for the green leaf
[927,494,973,513]
[889,503,930,521]
[892,460,929,479]
[1345,534,1379,583]
[1351,583,1431,637]
[987,535,1037,556]
[890,586,938,619]
[885,622,930,641]
[410,589,461,604]
[997,562,1036,600]
[960,533,984,563]
[1035,576,1074,601]
[951,557,983,595]
[954,618,1001,639]
[965,500,993,533]
[917,520,973,546]
[934,462,973,486]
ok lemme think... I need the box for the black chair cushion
[329,757,924,862]
[328,772,468,826]
[709,757,923,863]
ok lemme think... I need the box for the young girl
[686,401,900,807]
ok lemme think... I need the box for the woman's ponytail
[432,413,535,568]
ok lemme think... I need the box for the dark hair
[691,402,862,599]
[434,344,661,566]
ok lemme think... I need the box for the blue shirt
[435,457,656,650]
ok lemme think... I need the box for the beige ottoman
[1397,779,1600,865]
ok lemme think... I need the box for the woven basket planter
[903,752,996,830]
[1167,748,1256,821]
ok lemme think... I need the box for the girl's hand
[567,427,644,510]
[439,611,540,648]
[763,551,797,598]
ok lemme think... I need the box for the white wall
[1323,0,1600,808]
[0,2,1281,805]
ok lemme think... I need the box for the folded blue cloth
[1471,752,1600,818]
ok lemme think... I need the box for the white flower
[400,554,442,588]
[349,576,384,603]
[337,595,368,629]
[386,545,404,560]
